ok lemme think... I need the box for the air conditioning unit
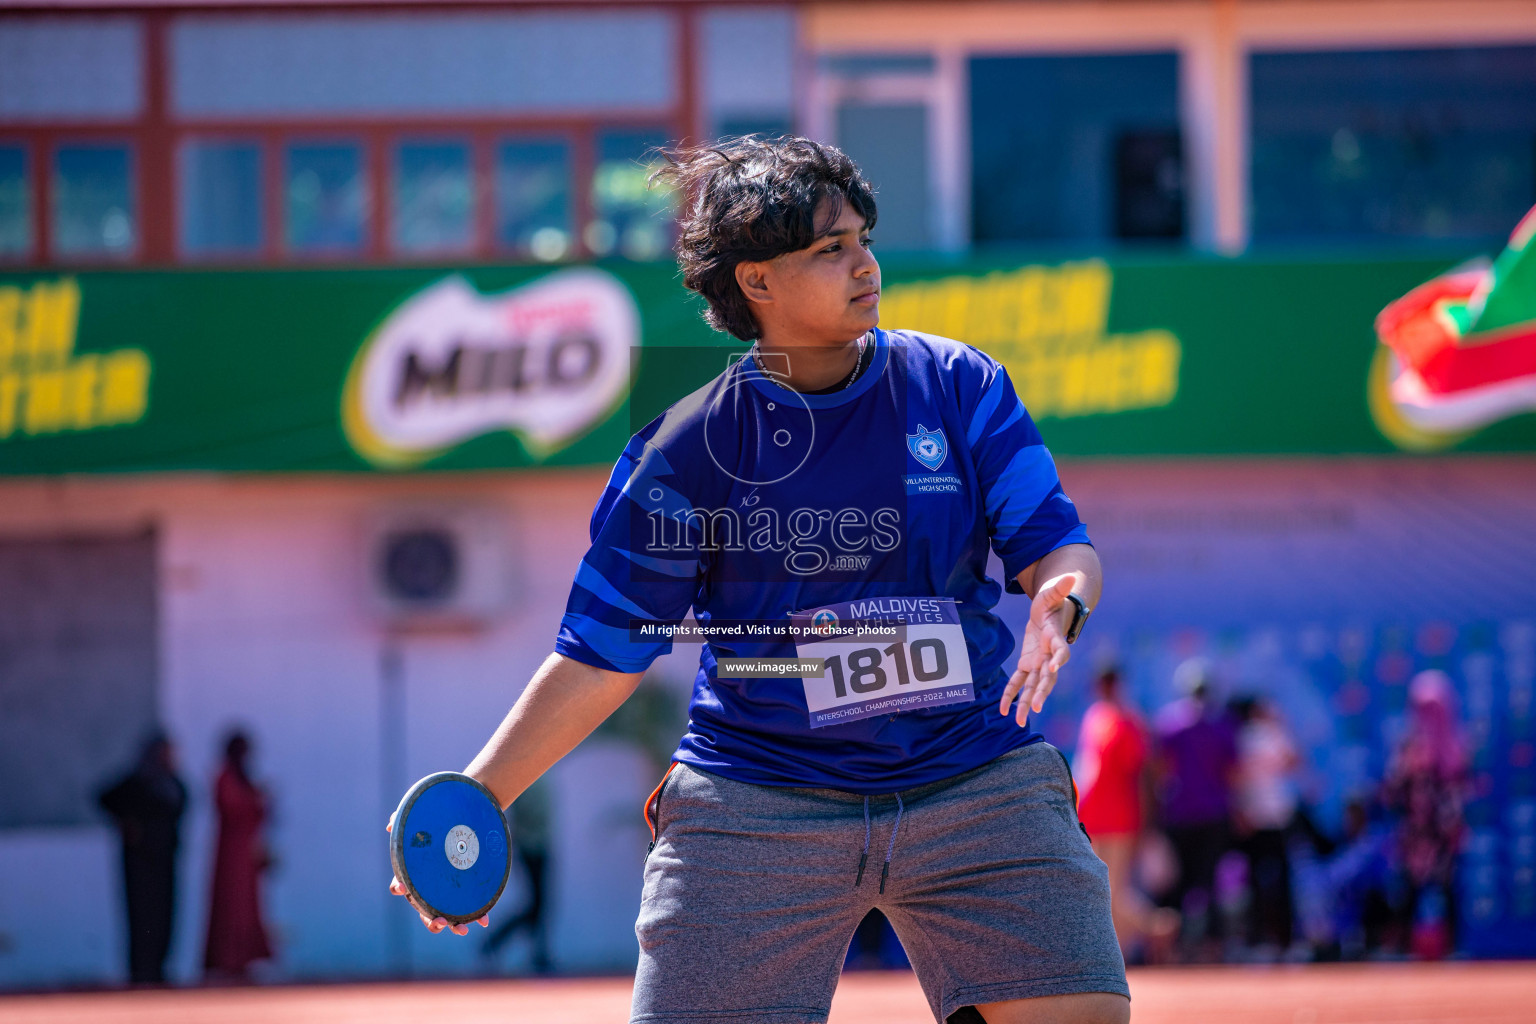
[364,504,511,626]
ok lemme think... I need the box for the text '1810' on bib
[791,596,974,729]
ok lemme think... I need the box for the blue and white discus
[389,772,511,926]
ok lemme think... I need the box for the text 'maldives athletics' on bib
[553,329,1092,794]
[793,597,973,729]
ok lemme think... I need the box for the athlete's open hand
[999,574,1077,726]
[385,816,489,935]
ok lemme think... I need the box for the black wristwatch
[1063,593,1091,644]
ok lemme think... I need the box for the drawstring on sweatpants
[880,794,904,894]
[854,793,905,894]
[855,796,871,887]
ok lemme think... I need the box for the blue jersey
[555,328,1091,792]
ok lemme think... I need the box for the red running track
[1,963,1532,1023]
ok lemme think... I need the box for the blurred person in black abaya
[99,732,188,985]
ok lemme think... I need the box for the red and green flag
[1372,205,1536,449]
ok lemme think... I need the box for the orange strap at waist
[643,762,679,842]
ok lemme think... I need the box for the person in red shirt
[1074,669,1179,957]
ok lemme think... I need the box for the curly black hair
[651,136,878,341]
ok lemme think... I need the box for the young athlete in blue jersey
[391,137,1126,1024]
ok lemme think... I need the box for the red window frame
[487,129,582,264]
[276,130,375,263]
[0,6,703,270]
[44,133,142,265]
[388,133,478,261]
[174,132,268,263]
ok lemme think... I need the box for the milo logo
[343,269,638,468]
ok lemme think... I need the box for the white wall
[0,468,680,987]
[0,829,122,987]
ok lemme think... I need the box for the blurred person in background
[482,776,552,973]
[1320,798,1395,960]
[1230,695,1300,957]
[98,731,188,986]
[1153,658,1237,958]
[203,729,273,981]
[1073,668,1179,960]
[1384,670,1469,960]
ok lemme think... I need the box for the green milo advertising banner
[1,254,1533,475]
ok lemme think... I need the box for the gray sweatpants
[632,741,1128,1024]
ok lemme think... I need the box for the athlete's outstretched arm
[464,652,645,807]
[389,652,644,934]
[999,542,1103,726]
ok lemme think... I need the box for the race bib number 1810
[792,596,974,729]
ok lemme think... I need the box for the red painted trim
[157,114,670,132]
[472,127,493,257]
[35,138,52,263]
[367,126,386,262]
[262,127,283,260]
[141,12,174,263]
[2,2,746,14]
[676,1,702,147]
[571,127,595,260]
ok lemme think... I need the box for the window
[0,146,29,259]
[285,141,368,255]
[52,143,136,258]
[714,116,795,142]
[819,53,939,252]
[171,11,675,119]
[496,138,572,261]
[0,18,142,122]
[0,533,159,828]
[589,128,675,261]
[970,53,1183,246]
[700,8,796,141]
[179,139,263,257]
[837,102,932,251]
[1250,46,1536,245]
[393,140,474,256]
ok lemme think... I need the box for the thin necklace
[753,334,869,393]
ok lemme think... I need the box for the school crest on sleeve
[906,424,949,471]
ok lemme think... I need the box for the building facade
[2,0,1535,986]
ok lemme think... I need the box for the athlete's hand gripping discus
[389,772,511,926]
